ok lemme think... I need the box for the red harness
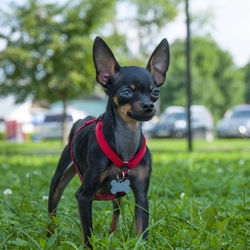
[70,118,146,201]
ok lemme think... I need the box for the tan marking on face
[118,103,139,128]
[136,217,143,235]
[113,96,139,129]
[131,164,150,181]
[113,96,119,106]
[119,104,133,121]
[149,85,154,91]
[130,84,136,91]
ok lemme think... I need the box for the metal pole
[185,0,192,151]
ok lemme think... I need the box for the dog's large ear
[93,37,120,86]
[146,38,170,87]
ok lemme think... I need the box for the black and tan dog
[47,37,170,248]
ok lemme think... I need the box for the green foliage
[124,0,180,56]
[0,139,249,249]
[242,62,250,103]
[130,0,179,27]
[161,36,245,120]
[0,132,5,141]
[0,0,117,103]
[0,0,180,103]
[0,0,123,144]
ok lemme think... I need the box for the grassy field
[0,139,249,249]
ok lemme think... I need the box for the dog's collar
[70,117,146,201]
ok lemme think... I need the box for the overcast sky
[1,0,249,67]
[168,0,250,67]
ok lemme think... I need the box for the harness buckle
[123,161,128,166]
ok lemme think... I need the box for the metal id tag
[110,179,130,194]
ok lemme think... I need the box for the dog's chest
[114,125,140,161]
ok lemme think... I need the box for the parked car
[39,108,87,139]
[217,104,250,138]
[143,105,214,140]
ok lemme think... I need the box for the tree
[160,36,245,121]
[118,0,180,57]
[242,62,250,103]
[0,0,118,144]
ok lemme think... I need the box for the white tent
[0,96,34,133]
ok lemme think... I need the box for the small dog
[47,37,170,248]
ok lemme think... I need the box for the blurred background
[0,2,249,248]
[0,0,249,146]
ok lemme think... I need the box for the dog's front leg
[131,177,150,240]
[134,191,149,239]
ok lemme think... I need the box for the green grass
[0,139,249,249]
[0,140,62,155]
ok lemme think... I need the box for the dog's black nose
[142,101,154,112]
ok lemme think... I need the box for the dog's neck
[114,114,142,161]
[103,103,143,161]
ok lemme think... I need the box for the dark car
[143,105,214,140]
[217,104,250,138]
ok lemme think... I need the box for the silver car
[39,108,87,139]
[143,105,214,140]
[217,104,250,138]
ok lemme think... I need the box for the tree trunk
[62,96,68,146]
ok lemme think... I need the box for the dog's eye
[120,88,133,98]
[151,88,160,99]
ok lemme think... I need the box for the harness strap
[70,117,147,201]
[70,118,98,182]
[95,119,146,169]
